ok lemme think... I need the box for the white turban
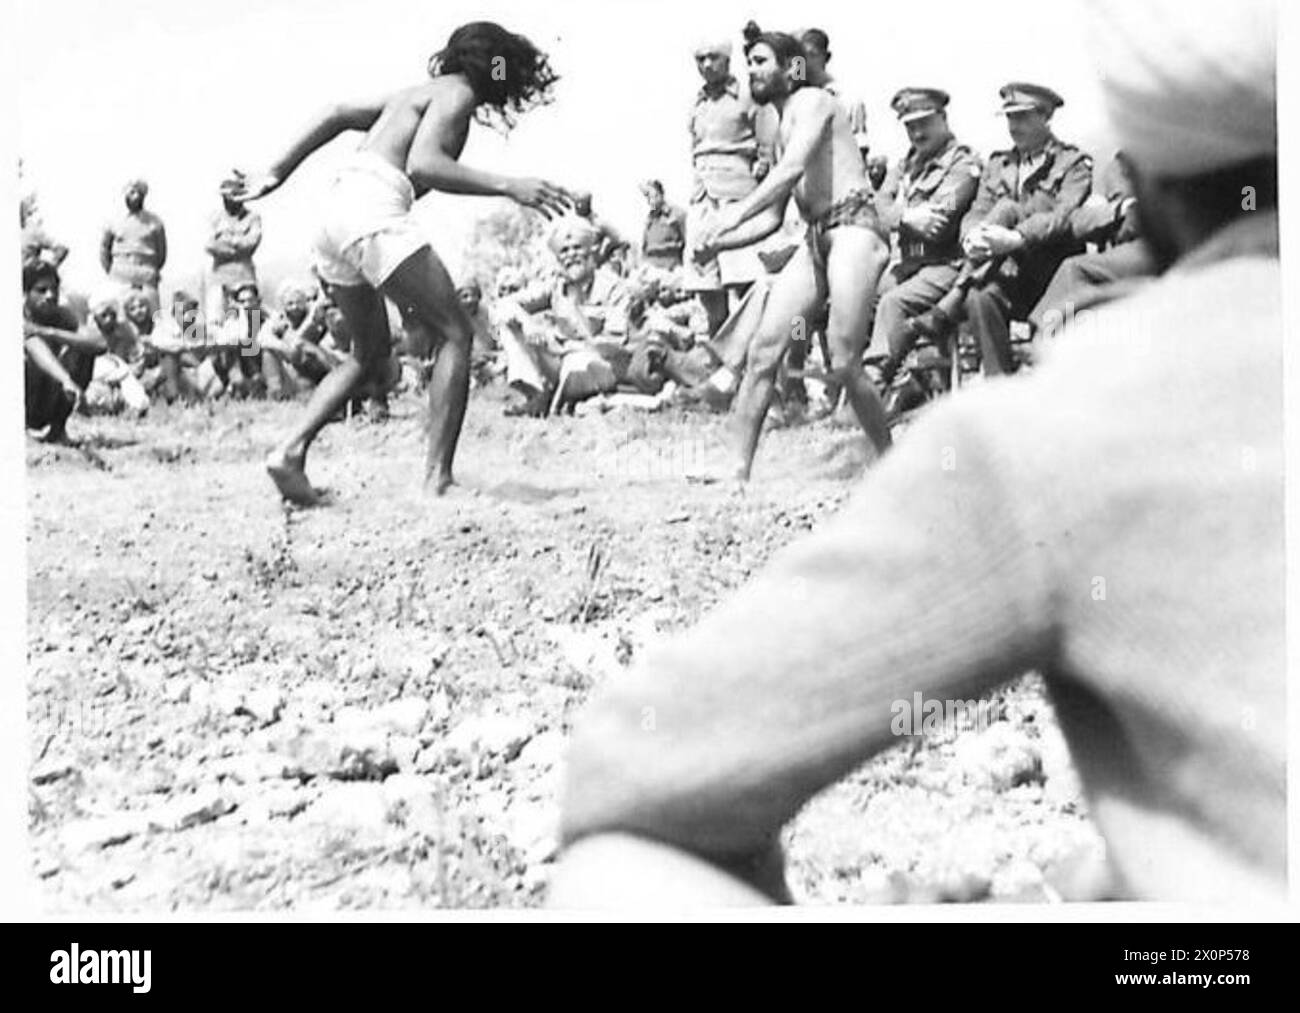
[694,39,732,59]
[89,289,121,315]
[277,279,313,305]
[1084,0,1275,178]
[547,216,599,253]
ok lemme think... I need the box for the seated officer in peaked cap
[957,82,1092,375]
[868,88,982,381]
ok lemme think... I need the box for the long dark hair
[429,21,559,131]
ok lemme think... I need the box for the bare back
[360,75,477,195]
[776,87,870,222]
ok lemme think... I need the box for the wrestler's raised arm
[403,78,571,217]
[222,94,392,202]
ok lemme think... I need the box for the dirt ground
[26,383,1110,911]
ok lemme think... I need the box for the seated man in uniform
[1029,151,1158,338]
[958,84,1093,375]
[868,88,982,389]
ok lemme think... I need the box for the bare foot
[428,471,455,496]
[266,451,321,506]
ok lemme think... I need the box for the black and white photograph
[4,0,1289,928]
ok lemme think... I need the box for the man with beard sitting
[495,218,629,415]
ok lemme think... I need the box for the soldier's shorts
[684,195,767,292]
[314,151,429,288]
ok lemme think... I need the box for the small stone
[349,658,378,681]
[213,682,246,716]
[150,789,236,831]
[931,869,993,903]
[218,752,284,786]
[240,687,285,727]
[243,784,312,823]
[952,723,1042,791]
[31,759,77,786]
[371,698,429,737]
[59,814,143,852]
[411,745,442,774]
[163,679,192,704]
[444,714,532,761]
[391,735,422,772]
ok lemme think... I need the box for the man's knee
[823,327,867,375]
[871,290,911,352]
[745,323,792,378]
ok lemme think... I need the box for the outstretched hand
[504,178,573,219]
[694,204,742,261]
[223,168,282,203]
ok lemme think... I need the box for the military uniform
[684,76,767,291]
[960,83,1092,373]
[642,203,688,271]
[1028,152,1157,335]
[869,89,982,360]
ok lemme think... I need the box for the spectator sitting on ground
[209,281,267,398]
[495,217,629,415]
[82,291,150,416]
[256,279,337,398]
[121,287,172,400]
[23,261,106,443]
[456,279,502,386]
[146,290,207,404]
[624,271,720,395]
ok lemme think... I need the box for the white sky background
[16,0,1113,299]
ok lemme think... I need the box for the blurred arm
[558,397,1056,901]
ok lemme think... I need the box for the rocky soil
[26,386,1109,911]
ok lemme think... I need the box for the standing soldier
[205,180,264,325]
[100,178,168,312]
[639,179,688,272]
[683,39,772,337]
[958,83,1092,375]
[868,88,982,382]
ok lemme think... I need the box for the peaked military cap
[998,82,1065,114]
[891,88,950,123]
